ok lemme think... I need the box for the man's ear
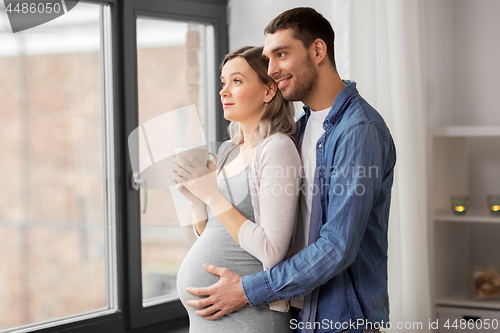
[311,38,327,65]
[264,81,277,102]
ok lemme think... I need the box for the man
[186,7,396,333]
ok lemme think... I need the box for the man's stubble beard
[282,54,318,103]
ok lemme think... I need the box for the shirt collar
[302,79,358,123]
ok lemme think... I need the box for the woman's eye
[220,82,226,88]
[234,79,241,84]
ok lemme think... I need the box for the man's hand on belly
[186,263,248,320]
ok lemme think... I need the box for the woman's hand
[171,153,217,204]
[175,183,203,204]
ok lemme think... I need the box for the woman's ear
[264,81,277,102]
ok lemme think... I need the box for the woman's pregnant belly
[176,218,263,308]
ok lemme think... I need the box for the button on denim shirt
[241,81,396,333]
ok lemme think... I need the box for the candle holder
[487,195,500,216]
[451,195,469,215]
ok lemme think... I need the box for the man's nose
[267,59,279,78]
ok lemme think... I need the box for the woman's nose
[219,86,229,97]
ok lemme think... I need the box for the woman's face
[219,57,268,124]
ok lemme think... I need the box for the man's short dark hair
[264,7,336,68]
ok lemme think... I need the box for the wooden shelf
[431,126,500,137]
[436,292,500,310]
[434,210,500,224]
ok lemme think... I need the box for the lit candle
[451,195,469,215]
[487,195,500,216]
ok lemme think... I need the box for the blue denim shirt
[241,81,396,333]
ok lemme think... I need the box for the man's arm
[186,123,390,316]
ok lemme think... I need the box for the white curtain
[332,1,431,331]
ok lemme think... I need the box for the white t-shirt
[290,107,330,309]
[299,107,330,247]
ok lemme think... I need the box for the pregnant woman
[171,46,302,332]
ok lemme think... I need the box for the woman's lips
[222,103,234,108]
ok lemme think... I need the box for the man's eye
[277,52,285,58]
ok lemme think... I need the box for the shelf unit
[429,126,500,328]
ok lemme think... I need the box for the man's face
[263,28,318,103]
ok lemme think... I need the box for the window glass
[135,17,216,304]
[0,2,115,330]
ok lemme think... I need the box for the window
[0,2,117,331]
[0,0,228,332]
[123,0,228,328]
[135,18,217,305]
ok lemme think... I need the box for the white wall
[452,0,500,126]
[424,0,500,126]
[423,0,455,127]
[228,0,334,50]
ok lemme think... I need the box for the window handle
[131,172,148,213]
